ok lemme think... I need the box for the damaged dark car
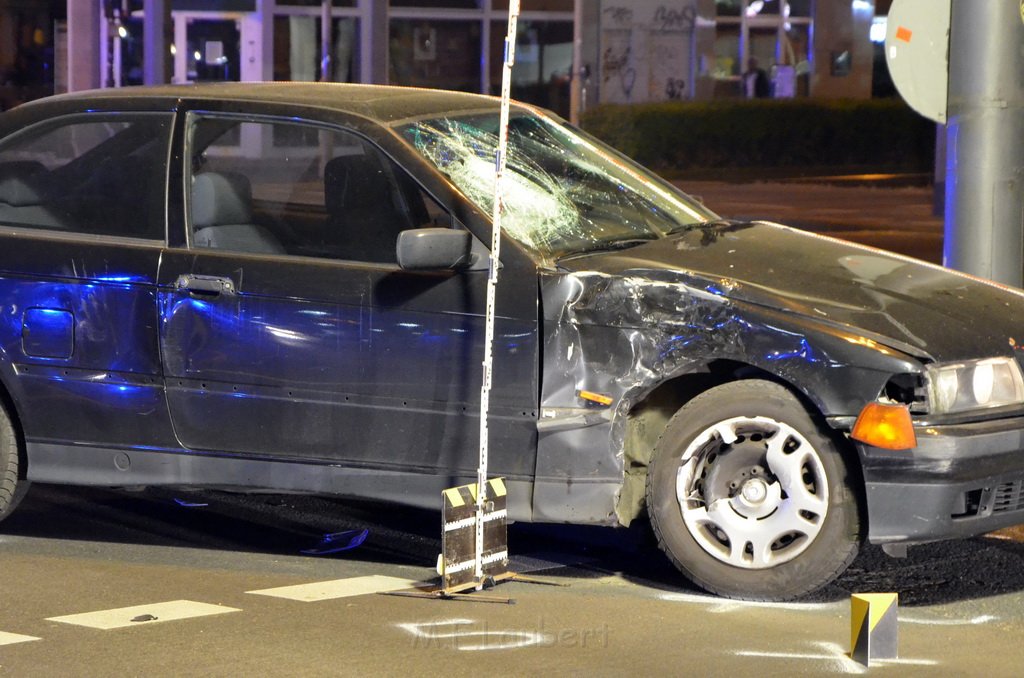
[2,83,1024,600]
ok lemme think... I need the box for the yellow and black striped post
[439,478,509,593]
[850,593,898,665]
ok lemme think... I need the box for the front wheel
[646,380,861,600]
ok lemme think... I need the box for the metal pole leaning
[475,0,521,586]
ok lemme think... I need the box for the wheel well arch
[615,359,860,526]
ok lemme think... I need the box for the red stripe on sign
[896,26,912,42]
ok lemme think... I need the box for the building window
[387,1,573,109]
[276,1,356,6]
[389,19,482,93]
[713,0,813,98]
[273,16,359,83]
[488,19,573,117]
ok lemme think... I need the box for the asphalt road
[676,180,944,264]
[3,484,1024,675]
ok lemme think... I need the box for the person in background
[743,57,771,99]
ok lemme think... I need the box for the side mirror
[397,228,472,270]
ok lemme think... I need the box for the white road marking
[901,614,998,626]
[656,590,968,670]
[247,574,422,602]
[657,591,841,613]
[397,618,551,652]
[0,631,40,646]
[736,641,938,675]
[47,600,241,630]
[657,590,999,627]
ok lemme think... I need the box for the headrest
[193,224,285,254]
[192,172,253,227]
[324,153,390,213]
[0,161,46,206]
[0,177,43,206]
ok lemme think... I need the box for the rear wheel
[646,380,861,600]
[0,402,27,523]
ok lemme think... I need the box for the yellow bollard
[850,593,898,666]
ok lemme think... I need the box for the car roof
[23,82,508,125]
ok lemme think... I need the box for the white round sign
[885,0,952,123]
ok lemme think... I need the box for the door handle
[175,274,236,296]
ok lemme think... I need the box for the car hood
[557,220,1024,363]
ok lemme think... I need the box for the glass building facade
[1,0,879,115]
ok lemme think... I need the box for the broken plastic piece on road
[301,528,369,555]
[173,497,209,507]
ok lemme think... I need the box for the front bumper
[860,414,1024,544]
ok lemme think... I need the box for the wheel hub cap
[741,478,767,503]
[675,415,829,570]
[731,476,781,520]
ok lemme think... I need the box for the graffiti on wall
[600,1,698,104]
[653,5,697,32]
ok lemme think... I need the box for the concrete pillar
[67,0,101,92]
[257,0,276,82]
[692,0,716,100]
[572,0,601,116]
[143,0,170,85]
[809,0,874,98]
[482,0,492,96]
[241,0,273,83]
[944,0,1024,286]
[320,0,332,82]
[359,0,388,84]
[290,17,318,81]
[570,0,583,123]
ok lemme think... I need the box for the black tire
[0,401,28,523]
[646,379,861,600]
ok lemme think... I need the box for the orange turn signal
[851,402,917,450]
[578,390,614,406]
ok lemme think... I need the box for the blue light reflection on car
[704,284,725,296]
[764,337,819,363]
[92,274,148,285]
[1,275,160,375]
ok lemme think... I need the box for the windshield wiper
[557,236,658,262]
[665,218,739,235]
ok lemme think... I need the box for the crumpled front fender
[532,270,920,525]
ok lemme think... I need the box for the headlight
[925,357,1024,414]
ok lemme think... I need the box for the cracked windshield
[399,111,714,263]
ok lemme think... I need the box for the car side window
[186,114,455,263]
[0,114,171,240]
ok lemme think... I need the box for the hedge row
[580,98,935,173]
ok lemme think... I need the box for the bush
[580,99,935,174]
